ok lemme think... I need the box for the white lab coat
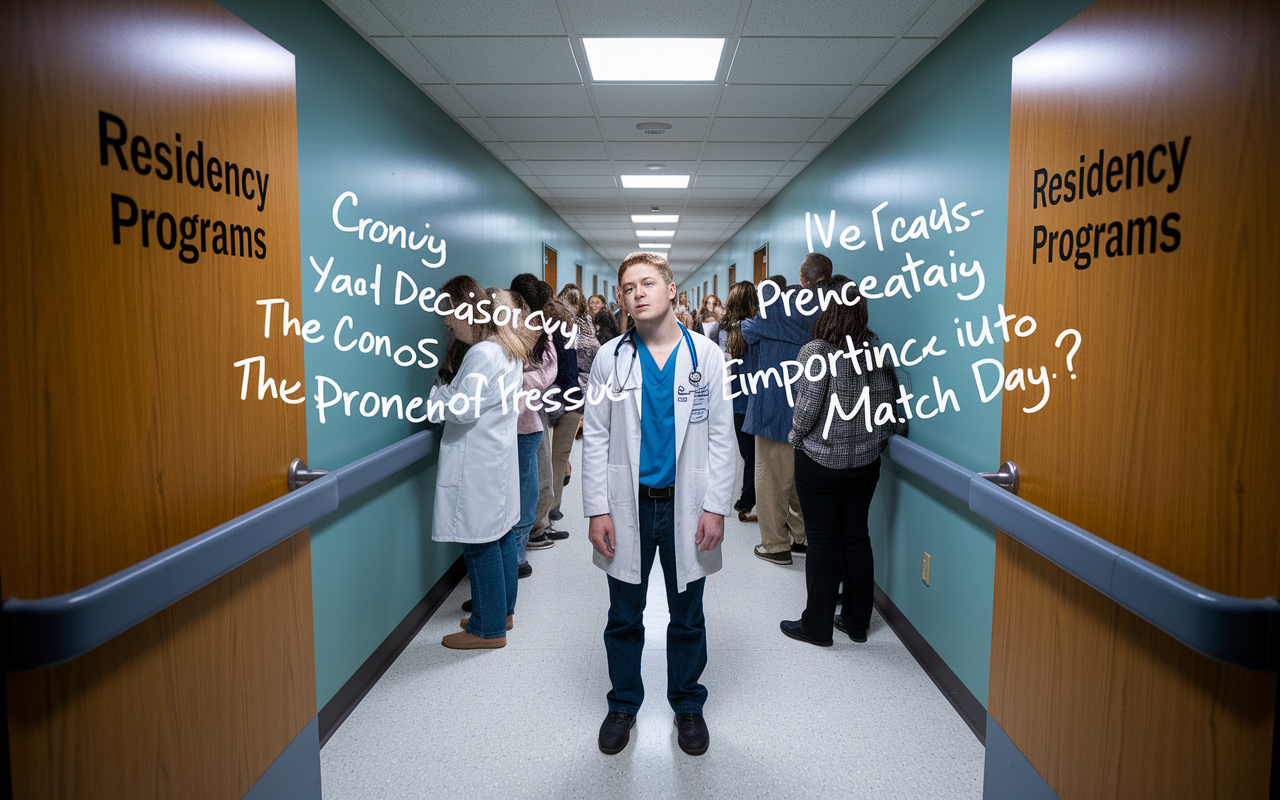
[429,341,523,544]
[582,328,736,592]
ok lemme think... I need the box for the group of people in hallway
[426,250,906,758]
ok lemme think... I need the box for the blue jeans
[461,530,517,639]
[513,431,542,564]
[604,495,708,715]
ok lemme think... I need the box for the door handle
[979,461,1019,494]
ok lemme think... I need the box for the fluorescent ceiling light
[632,214,679,223]
[582,38,725,82]
[621,175,689,188]
[639,243,672,249]
[635,230,675,237]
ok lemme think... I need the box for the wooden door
[991,0,1279,797]
[713,274,718,298]
[575,263,583,289]
[593,274,598,295]
[543,244,557,291]
[752,246,767,283]
[729,264,736,286]
[1,1,315,798]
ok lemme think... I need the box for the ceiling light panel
[620,175,690,188]
[639,243,673,249]
[634,230,675,236]
[582,38,725,81]
[632,214,680,223]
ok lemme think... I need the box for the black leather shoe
[674,713,709,756]
[790,542,807,554]
[833,615,867,643]
[546,528,570,540]
[549,509,563,521]
[461,599,472,612]
[518,562,532,578]
[598,711,636,755]
[780,619,832,647]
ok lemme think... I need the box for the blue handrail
[2,430,436,672]
[885,435,1280,672]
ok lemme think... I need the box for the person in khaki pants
[738,254,834,565]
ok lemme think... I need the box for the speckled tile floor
[320,442,985,799]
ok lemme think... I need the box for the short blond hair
[618,251,673,286]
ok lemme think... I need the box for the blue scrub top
[635,334,677,488]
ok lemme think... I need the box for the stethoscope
[611,323,701,393]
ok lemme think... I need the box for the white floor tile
[320,441,985,799]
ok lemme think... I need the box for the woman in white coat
[430,278,530,649]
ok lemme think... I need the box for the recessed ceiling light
[635,230,675,237]
[621,175,689,188]
[646,164,665,171]
[632,214,679,223]
[639,243,672,249]
[582,38,725,82]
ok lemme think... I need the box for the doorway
[542,244,557,291]
[752,245,767,284]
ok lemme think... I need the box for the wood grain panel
[992,0,1279,797]
[1,0,314,797]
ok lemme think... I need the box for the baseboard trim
[318,555,467,747]
[872,582,987,745]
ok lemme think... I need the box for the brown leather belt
[639,483,675,501]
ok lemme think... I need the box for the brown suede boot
[441,631,506,649]
[460,615,514,631]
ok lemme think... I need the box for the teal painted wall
[218,0,612,707]
[684,0,1094,705]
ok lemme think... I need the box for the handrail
[885,435,1280,672]
[2,430,436,672]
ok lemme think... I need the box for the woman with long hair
[699,293,724,349]
[431,278,531,649]
[721,281,759,521]
[780,276,907,647]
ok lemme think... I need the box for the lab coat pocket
[681,467,709,520]
[437,441,464,488]
[606,463,633,510]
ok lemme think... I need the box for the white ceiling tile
[533,187,555,197]
[549,188,624,199]
[379,0,567,36]
[676,220,734,230]
[503,160,535,176]
[908,0,983,37]
[689,188,763,200]
[488,117,602,141]
[833,85,885,118]
[674,231,725,243]
[778,161,808,176]
[684,197,753,208]
[608,141,704,160]
[458,84,594,117]
[325,0,398,35]
[617,187,691,201]
[717,84,852,118]
[864,37,935,84]
[697,160,784,176]
[540,175,619,188]
[509,141,610,159]
[372,37,446,82]
[793,142,827,160]
[527,160,615,176]
[709,117,822,142]
[694,176,772,189]
[809,118,853,143]
[678,215,738,224]
[612,160,700,174]
[519,175,545,188]
[702,142,800,160]
[414,37,580,83]
[729,38,890,84]
[766,176,793,189]
[484,141,519,159]
[565,0,739,35]
[592,85,719,117]
[742,0,924,36]
[420,84,478,117]
[457,117,501,140]
[600,117,709,142]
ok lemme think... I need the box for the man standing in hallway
[741,254,833,565]
[582,251,735,757]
